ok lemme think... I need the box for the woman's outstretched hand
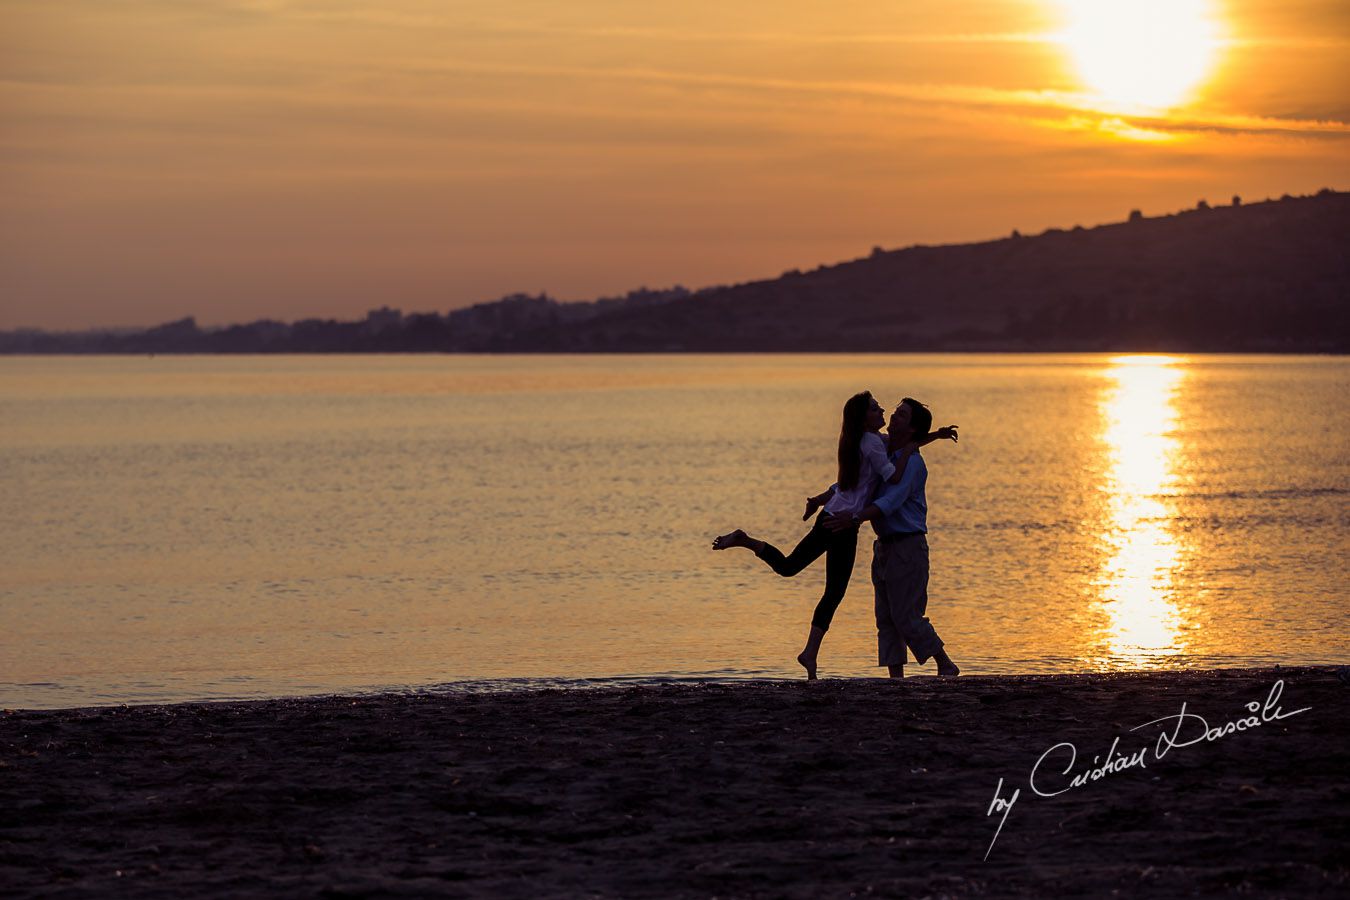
[936,424,959,442]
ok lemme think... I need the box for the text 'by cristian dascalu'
[982,679,1311,860]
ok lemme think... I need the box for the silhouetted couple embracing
[713,392,961,680]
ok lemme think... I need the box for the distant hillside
[4,190,1347,353]
[504,189,1349,352]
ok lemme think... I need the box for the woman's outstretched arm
[919,425,959,446]
[803,486,836,521]
[882,425,959,484]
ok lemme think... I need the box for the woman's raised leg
[710,528,765,553]
[753,519,830,577]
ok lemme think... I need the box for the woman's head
[837,391,881,490]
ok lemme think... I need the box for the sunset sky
[2,0,1347,330]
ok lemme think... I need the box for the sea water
[2,354,1346,707]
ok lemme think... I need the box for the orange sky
[2,0,1347,330]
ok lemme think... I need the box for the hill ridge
[4,189,1346,353]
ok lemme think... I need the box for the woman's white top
[823,432,896,518]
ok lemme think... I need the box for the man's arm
[870,456,922,519]
[881,426,956,484]
[823,456,921,531]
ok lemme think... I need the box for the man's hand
[821,512,856,533]
[803,495,823,521]
[935,424,959,443]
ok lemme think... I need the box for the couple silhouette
[713,391,961,680]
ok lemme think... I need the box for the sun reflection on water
[1092,355,1190,667]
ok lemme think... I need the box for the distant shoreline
[2,348,1348,357]
[6,663,1350,713]
[5,190,1347,355]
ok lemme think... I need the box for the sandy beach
[3,666,1347,898]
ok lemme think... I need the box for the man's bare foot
[934,649,959,678]
[711,528,748,550]
[796,652,818,681]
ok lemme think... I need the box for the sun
[1057,0,1224,110]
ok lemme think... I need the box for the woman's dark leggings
[754,513,859,632]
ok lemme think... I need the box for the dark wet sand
[3,666,1347,898]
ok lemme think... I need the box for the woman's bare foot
[797,626,825,681]
[711,528,749,550]
[796,652,818,681]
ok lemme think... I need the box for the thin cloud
[1221,36,1350,47]
[7,55,1345,145]
[169,5,1350,51]
[457,23,1060,46]
[181,4,1057,44]
[363,57,1350,139]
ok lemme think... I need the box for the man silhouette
[824,397,959,678]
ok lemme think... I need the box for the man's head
[887,397,933,445]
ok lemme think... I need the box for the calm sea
[1,354,1347,708]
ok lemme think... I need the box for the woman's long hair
[836,391,873,491]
